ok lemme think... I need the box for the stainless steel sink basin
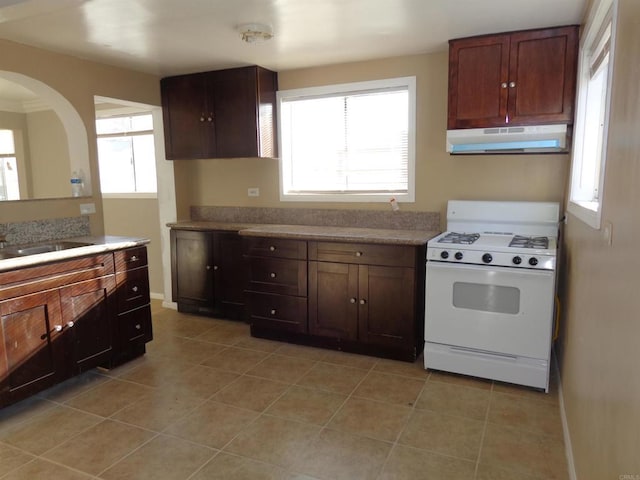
[2,240,93,257]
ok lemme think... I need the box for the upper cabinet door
[508,26,579,126]
[447,25,579,129]
[161,72,216,160]
[448,34,510,130]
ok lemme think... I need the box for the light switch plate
[248,187,260,197]
[80,203,96,215]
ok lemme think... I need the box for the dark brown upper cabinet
[447,25,579,130]
[161,65,278,159]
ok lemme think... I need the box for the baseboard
[161,300,177,310]
[554,353,578,480]
[150,292,165,300]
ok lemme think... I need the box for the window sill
[102,192,157,200]
[567,199,601,229]
[280,192,414,203]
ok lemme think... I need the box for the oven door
[425,261,555,359]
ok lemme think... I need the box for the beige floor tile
[379,444,476,479]
[64,378,152,417]
[0,405,102,455]
[428,369,493,390]
[0,442,36,477]
[493,375,559,403]
[196,323,250,345]
[37,370,110,403]
[234,336,283,353]
[399,409,484,461]
[488,391,564,439]
[0,397,57,433]
[247,354,317,384]
[318,350,379,370]
[151,337,227,364]
[191,452,290,480]
[213,376,290,412]
[480,423,569,480]
[42,419,154,475]
[353,371,425,407]
[328,397,412,442]
[165,400,259,448]
[274,344,328,361]
[1,458,94,480]
[373,357,430,379]
[224,415,321,468]
[415,379,491,420]
[266,386,347,425]
[101,434,215,480]
[153,311,219,338]
[168,364,240,400]
[201,346,271,374]
[117,355,196,387]
[296,362,368,395]
[294,428,391,480]
[476,463,544,480]
[110,389,203,431]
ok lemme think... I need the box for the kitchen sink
[2,240,93,257]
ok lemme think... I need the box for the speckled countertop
[168,221,439,246]
[0,235,149,273]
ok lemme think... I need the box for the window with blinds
[277,77,416,202]
[568,0,616,228]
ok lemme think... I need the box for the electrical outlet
[248,187,260,197]
[80,203,96,215]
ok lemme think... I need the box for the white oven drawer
[425,261,555,359]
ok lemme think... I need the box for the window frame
[567,0,617,228]
[96,112,158,198]
[276,76,416,203]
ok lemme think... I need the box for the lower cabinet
[0,246,153,408]
[170,229,244,319]
[245,237,425,362]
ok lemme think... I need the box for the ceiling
[0,0,586,79]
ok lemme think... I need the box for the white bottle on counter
[70,171,83,197]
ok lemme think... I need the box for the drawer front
[243,237,307,260]
[115,267,150,313]
[247,291,308,333]
[118,305,153,344]
[0,254,115,301]
[114,246,148,272]
[309,242,415,267]
[246,257,307,296]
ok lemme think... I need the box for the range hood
[446,124,568,154]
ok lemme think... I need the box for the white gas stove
[424,200,560,391]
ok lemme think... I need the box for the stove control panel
[427,247,556,270]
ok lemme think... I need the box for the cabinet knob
[501,82,508,89]
[206,265,211,270]
[509,81,516,88]
[199,115,205,122]
[270,309,277,315]
[359,299,367,305]
[350,298,357,304]
[355,251,363,257]
[129,255,139,262]
[54,325,63,332]
[207,116,213,122]
[132,286,139,293]
[269,245,276,252]
[213,265,219,271]
[66,321,75,329]
[135,324,141,330]
[269,272,277,278]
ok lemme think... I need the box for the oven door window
[452,282,520,315]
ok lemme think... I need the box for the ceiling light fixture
[237,23,273,43]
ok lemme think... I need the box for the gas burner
[438,232,481,245]
[509,235,549,249]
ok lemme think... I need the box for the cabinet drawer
[246,257,307,296]
[114,246,148,272]
[118,305,153,344]
[247,292,307,333]
[308,242,415,267]
[115,267,150,314]
[243,237,307,260]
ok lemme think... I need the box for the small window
[568,0,616,228]
[96,113,157,195]
[277,77,416,202]
[0,129,20,201]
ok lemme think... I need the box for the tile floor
[0,301,570,479]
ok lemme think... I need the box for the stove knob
[454,252,463,260]
[482,253,493,264]
[529,257,539,266]
[440,251,449,259]
[512,256,522,265]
